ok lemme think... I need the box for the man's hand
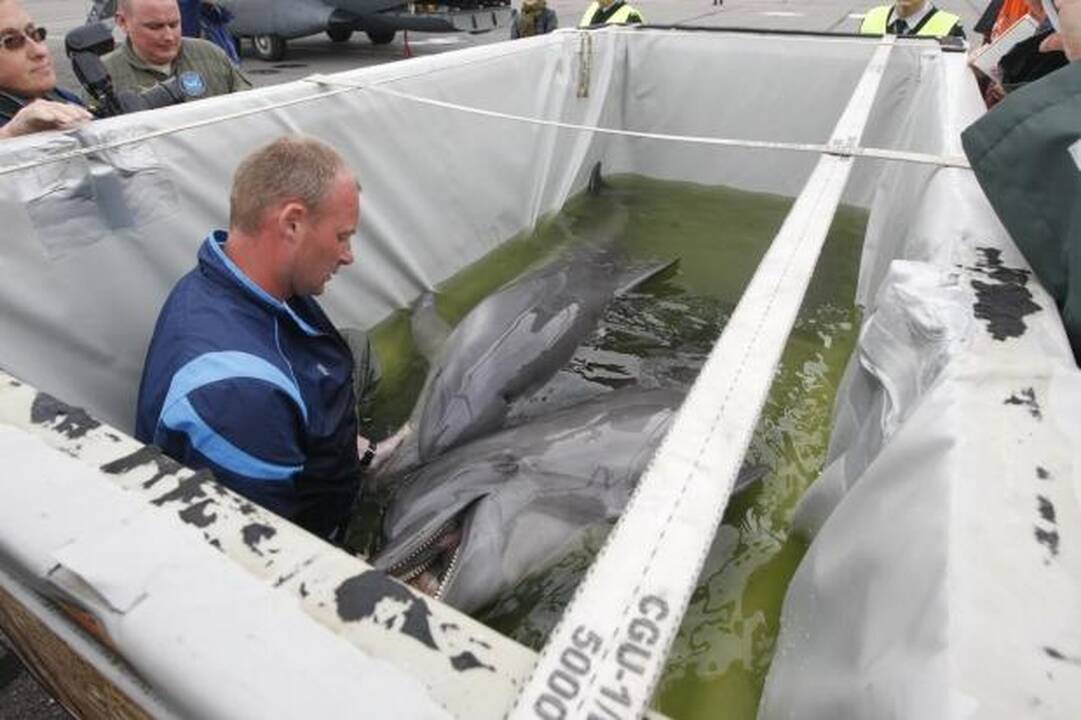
[358,422,411,475]
[0,100,93,140]
[1039,0,1081,61]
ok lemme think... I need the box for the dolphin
[371,388,768,614]
[377,206,678,477]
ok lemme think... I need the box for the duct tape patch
[1070,138,1081,173]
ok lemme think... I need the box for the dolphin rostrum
[372,388,768,613]
[378,208,678,477]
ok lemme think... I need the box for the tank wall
[0,30,958,432]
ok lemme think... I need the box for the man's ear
[278,201,307,244]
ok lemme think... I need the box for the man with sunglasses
[0,0,92,139]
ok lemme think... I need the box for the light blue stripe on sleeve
[159,396,301,482]
[161,350,308,425]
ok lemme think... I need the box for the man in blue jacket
[136,136,381,541]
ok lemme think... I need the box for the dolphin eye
[493,459,519,475]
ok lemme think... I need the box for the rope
[303,74,971,169]
[0,87,354,177]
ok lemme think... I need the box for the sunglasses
[0,26,47,52]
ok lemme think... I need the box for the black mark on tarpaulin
[101,445,183,489]
[1035,527,1060,557]
[150,469,216,506]
[1044,647,1081,666]
[435,624,494,672]
[970,247,1040,341]
[974,248,1029,284]
[334,571,437,650]
[178,498,217,528]
[451,652,494,672]
[1004,387,1042,420]
[274,569,299,588]
[1037,496,1057,524]
[1037,466,1051,480]
[31,393,101,439]
[242,523,277,555]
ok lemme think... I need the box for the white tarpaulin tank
[0,26,1077,719]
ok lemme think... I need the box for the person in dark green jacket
[961,3,1081,360]
[105,0,249,99]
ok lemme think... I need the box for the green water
[355,175,865,718]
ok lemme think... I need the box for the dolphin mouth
[382,503,475,600]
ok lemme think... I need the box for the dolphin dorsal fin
[411,292,452,362]
[587,161,605,195]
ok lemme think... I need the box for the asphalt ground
[6,0,985,716]
[38,0,983,91]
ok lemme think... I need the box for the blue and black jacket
[136,232,362,539]
[0,88,85,127]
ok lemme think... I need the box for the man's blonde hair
[229,136,356,234]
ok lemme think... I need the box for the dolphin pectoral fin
[732,463,770,496]
[615,257,681,297]
[410,291,453,363]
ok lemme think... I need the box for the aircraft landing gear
[327,27,354,43]
[365,30,396,45]
[252,34,286,61]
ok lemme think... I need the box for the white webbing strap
[504,38,896,720]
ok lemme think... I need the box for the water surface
[351,175,865,718]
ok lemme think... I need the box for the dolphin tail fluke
[614,257,680,297]
[411,292,452,363]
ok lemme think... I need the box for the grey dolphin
[378,207,677,476]
[372,388,681,613]
[372,389,768,614]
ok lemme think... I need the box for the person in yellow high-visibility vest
[579,0,645,27]
[859,0,966,37]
